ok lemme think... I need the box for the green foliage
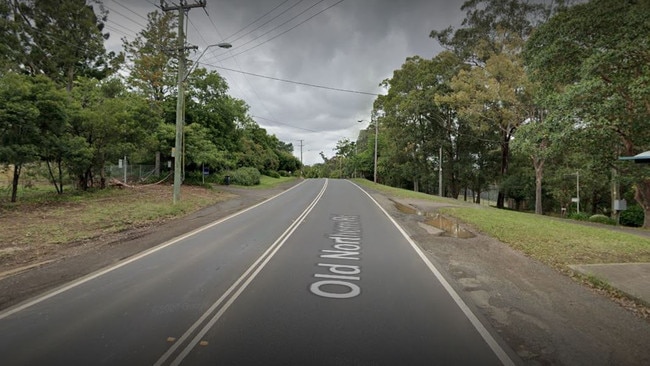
[589,214,615,226]
[524,0,650,227]
[264,170,281,179]
[620,205,644,228]
[568,212,590,222]
[225,167,261,186]
[5,0,115,89]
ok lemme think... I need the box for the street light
[358,119,378,183]
[173,41,232,204]
[185,42,232,79]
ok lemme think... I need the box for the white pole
[576,171,580,214]
[123,155,127,184]
[373,121,378,183]
[439,147,443,197]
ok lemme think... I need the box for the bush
[568,212,590,221]
[226,167,261,186]
[588,214,616,225]
[265,170,281,179]
[620,205,644,227]
[183,171,215,187]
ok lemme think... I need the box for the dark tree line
[0,0,301,202]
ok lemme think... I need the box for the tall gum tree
[431,0,548,208]
[435,33,536,207]
[8,0,114,91]
[524,0,650,227]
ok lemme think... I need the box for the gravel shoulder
[368,190,650,366]
[2,179,650,366]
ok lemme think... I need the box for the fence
[105,164,162,184]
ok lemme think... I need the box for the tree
[372,54,467,194]
[67,78,160,189]
[431,0,548,208]
[436,39,535,207]
[524,0,650,227]
[122,10,177,106]
[8,0,115,91]
[0,73,67,201]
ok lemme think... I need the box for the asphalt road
[0,179,515,365]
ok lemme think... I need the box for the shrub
[588,214,616,225]
[620,205,644,227]
[183,171,215,187]
[226,167,261,186]
[568,212,590,221]
[265,170,281,179]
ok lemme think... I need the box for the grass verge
[352,178,469,206]
[353,178,650,313]
[352,178,650,268]
[0,184,232,257]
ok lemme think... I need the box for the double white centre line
[155,179,328,366]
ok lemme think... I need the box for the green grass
[352,179,650,269]
[440,206,650,269]
[351,178,467,205]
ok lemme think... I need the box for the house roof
[619,151,650,164]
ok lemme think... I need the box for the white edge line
[0,180,307,321]
[169,179,329,366]
[350,181,515,366]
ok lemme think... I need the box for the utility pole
[299,140,304,176]
[161,0,205,204]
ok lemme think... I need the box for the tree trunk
[58,159,64,194]
[634,178,650,229]
[11,164,21,203]
[155,151,161,176]
[46,160,63,194]
[533,156,544,215]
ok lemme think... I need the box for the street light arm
[184,42,232,80]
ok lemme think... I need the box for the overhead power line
[225,0,301,43]
[104,4,147,29]
[203,63,379,96]
[207,0,346,64]
[252,115,320,133]
[112,0,149,22]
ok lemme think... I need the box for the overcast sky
[103,0,466,165]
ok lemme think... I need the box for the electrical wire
[202,63,380,96]
[252,116,321,133]
[226,0,306,44]
[212,0,346,63]
[200,0,329,64]
[112,0,149,22]
[104,4,147,29]
[201,5,296,140]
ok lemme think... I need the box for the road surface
[0,179,515,365]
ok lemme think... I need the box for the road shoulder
[367,189,650,366]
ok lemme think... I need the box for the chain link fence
[105,164,162,184]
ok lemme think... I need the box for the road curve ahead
[0,179,515,365]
